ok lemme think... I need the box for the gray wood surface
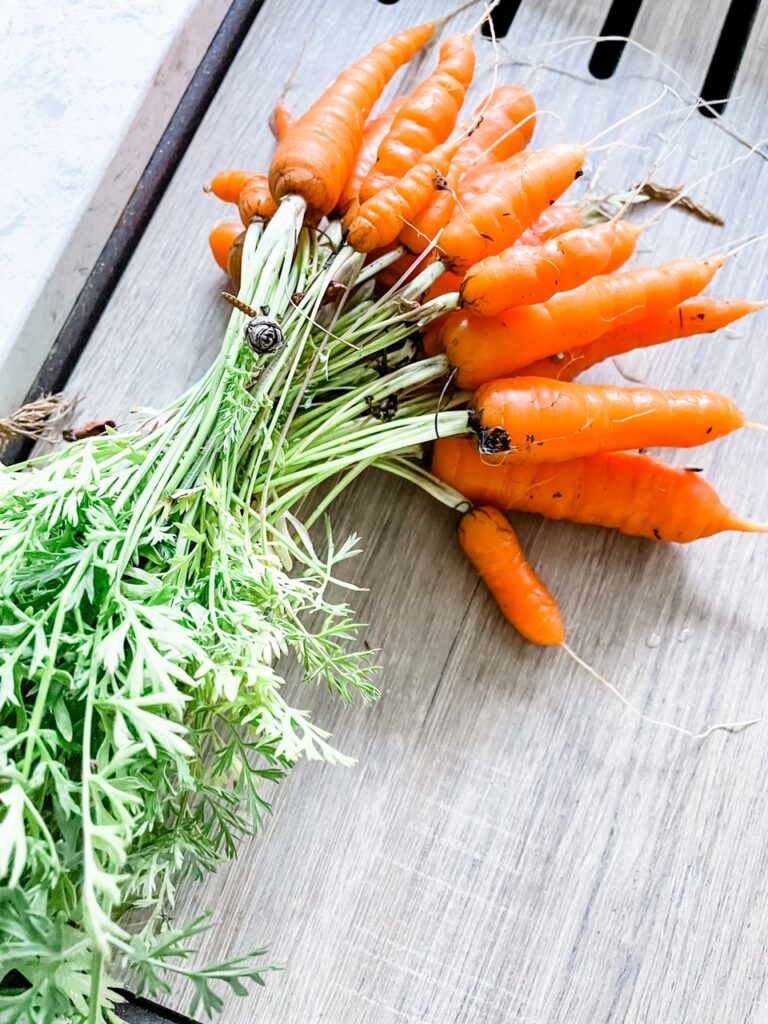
[58,0,768,1020]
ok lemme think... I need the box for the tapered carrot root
[516,298,768,381]
[206,170,258,203]
[238,174,279,224]
[272,101,295,141]
[470,377,746,463]
[439,144,587,271]
[359,33,476,202]
[209,221,244,272]
[444,257,724,388]
[434,438,767,542]
[400,85,536,254]
[460,220,642,314]
[270,21,436,216]
[338,96,407,216]
[459,506,566,645]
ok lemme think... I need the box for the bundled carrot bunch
[206,12,765,657]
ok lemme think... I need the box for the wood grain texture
[57,0,768,1020]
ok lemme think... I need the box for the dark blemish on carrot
[637,448,648,454]
[706,426,713,434]
[479,232,495,241]
[697,312,706,319]
[435,174,449,191]
[548,199,555,206]
[552,491,563,498]
[652,528,662,541]
[526,433,536,443]
[574,169,584,180]
[477,426,512,454]
[685,467,703,472]
[679,307,684,329]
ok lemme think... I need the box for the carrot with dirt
[209,221,244,272]
[399,84,536,253]
[357,33,476,203]
[469,376,751,462]
[443,256,724,388]
[516,297,767,381]
[434,438,767,542]
[459,506,566,645]
[269,20,436,216]
[338,96,407,216]
[438,143,587,270]
[239,174,279,224]
[460,219,642,314]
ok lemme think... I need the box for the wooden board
[55,0,768,1020]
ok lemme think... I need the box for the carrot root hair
[560,643,759,740]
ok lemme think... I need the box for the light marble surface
[0,0,229,416]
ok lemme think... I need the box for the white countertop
[0,0,229,415]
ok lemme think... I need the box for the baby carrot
[347,136,461,252]
[359,33,476,202]
[270,21,436,216]
[238,174,279,224]
[444,257,724,388]
[338,96,406,216]
[460,220,642,315]
[516,203,583,245]
[516,297,767,381]
[459,506,566,645]
[434,438,767,542]
[207,169,257,203]
[400,85,536,253]
[209,221,244,273]
[439,144,587,271]
[469,377,746,463]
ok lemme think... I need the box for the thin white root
[747,421,768,433]
[561,643,759,740]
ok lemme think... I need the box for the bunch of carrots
[206,13,764,677]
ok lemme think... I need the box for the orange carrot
[459,506,565,645]
[516,203,583,245]
[272,101,295,141]
[337,96,407,216]
[434,437,766,542]
[444,257,724,388]
[359,33,476,202]
[206,169,258,204]
[460,220,642,315]
[439,144,587,270]
[269,21,436,216]
[238,174,279,224]
[516,297,768,381]
[400,85,536,253]
[469,377,746,463]
[347,136,461,252]
[209,221,243,273]
[227,229,246,287]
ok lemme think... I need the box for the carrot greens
[0,197,461,1022]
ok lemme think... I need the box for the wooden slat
[55,1,768,1021]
